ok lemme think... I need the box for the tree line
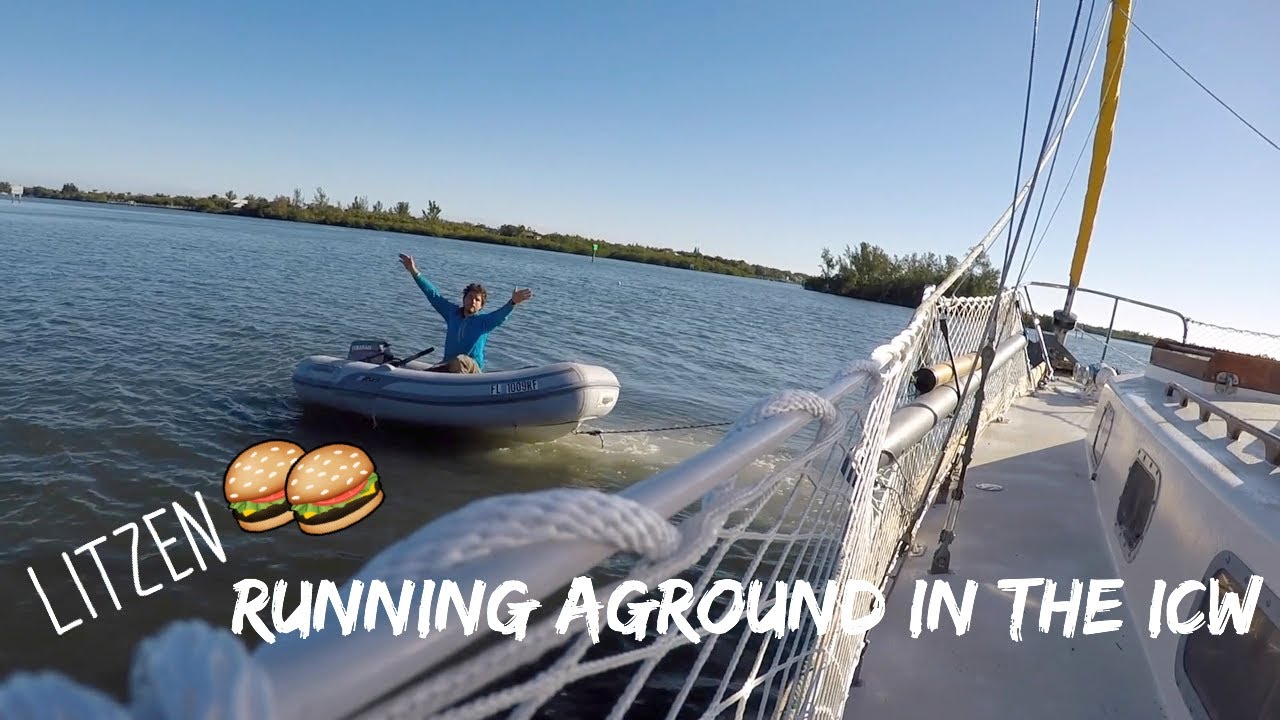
[803,241,1002,308]
[15,183,807,283]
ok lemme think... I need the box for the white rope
[128,621,276,720]
[353,488,681,585]
[0,673,132,720]
[0,621,274,720]
[361,389,850,719]
[359,389,844,594]
[830,358,885,387]
[726,389,838,437]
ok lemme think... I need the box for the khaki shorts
[431,354,480,374]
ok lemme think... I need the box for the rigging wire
[999,0,1043,289]
[1014,0,1102,286]
[928,0,1093,574]
[1018,117,1098,283]
[1018,1,1278,287]
[945,0,1106,302]
[926,0,1046,573]
[1115,3,1280,154]
[1017,2,1134,286]
[996,0,1086,315]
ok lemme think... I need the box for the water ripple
[0,198,914,692]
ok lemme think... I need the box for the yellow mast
[1057,0,1132,339]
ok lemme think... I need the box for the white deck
[1132,372,1280,482]
[843,381,1169,719]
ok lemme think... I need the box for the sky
[2,1,1277,336]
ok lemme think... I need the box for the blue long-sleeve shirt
[412,273,514,370]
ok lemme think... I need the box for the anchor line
[573,421,734,447]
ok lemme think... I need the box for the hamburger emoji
[286,443,383,535]
[224,439,304,532]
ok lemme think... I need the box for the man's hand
[512,288,533,305]
[398,253,419,275]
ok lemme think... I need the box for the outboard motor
[347,340,392,364]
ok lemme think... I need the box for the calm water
[0,199,914,698]
[0,199,1152,705]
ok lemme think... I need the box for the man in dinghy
[398,253,533,373]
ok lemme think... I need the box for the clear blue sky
[3,1,1276,335]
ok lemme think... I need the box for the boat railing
[1024,281,1280,364]
[1024,281,1189,366]
[1026,281,1191,341]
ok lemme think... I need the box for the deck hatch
[1114,450,1159,562]
[1176,552,1280,720]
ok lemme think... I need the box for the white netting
[0,283,1044,720]
[367,294,1037,720]
[325,289,1038,720]
[1184,320,1280,361]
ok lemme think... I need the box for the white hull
[292,356,620,441]
[1086,372,1280,720]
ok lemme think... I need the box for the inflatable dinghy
[291,340,620,442]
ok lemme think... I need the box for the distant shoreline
[12,185,809,285]
[1023,313,1157,346]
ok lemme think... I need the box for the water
[0,199,912,698]
[1063,331,1153,376]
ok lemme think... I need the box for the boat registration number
[491,379,539,395]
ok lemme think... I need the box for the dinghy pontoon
[291,340,620,442]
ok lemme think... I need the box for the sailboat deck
[1132,375,1280,488]
[843,381,1168,720]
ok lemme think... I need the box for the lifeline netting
[1184,320,1280,362]
[0,276,1045,720]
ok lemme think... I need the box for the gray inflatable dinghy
[292,340,620,442]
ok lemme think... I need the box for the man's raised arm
[399,253,457,319]
[480,287,534,331]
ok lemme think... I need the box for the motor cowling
[347,340,392,364]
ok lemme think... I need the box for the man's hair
[463,283,487,303]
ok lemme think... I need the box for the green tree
[426,200,441,222]
[394,201,410,217]
[225,190,237,201]
[805,242,1000,307]
[819,247,837,276]
[0,181,10,194]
